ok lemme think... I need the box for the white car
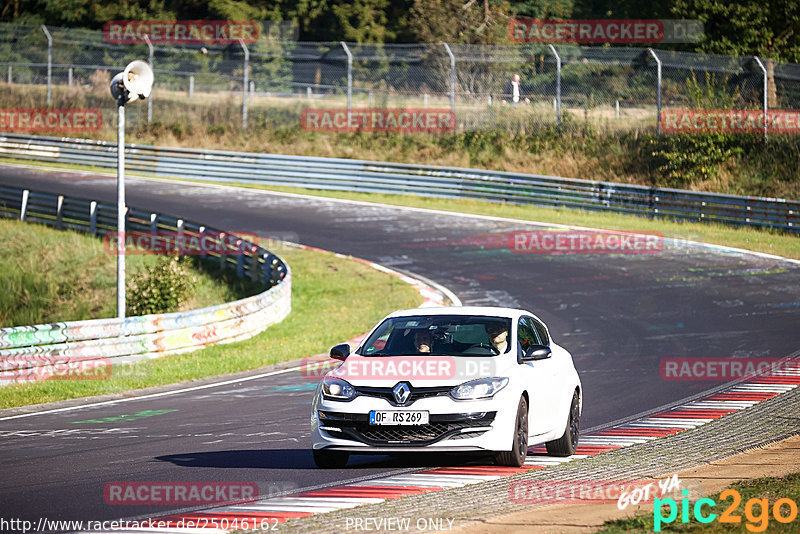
[311,306,582,468]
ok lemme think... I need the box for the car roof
[386,306,531,320]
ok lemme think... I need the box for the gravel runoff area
[273,378,800,533]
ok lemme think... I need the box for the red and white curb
[79,362,800,533]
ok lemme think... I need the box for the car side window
[531,318,549,346]
[517,318,536,355]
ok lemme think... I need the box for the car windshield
[359,315,512,357]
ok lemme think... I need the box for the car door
[518,316,560,435]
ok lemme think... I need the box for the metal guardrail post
[219,231,227,269]
[236,239,245,278]
[548,45,562,126]
[56,195,63,229]
[20,189,29,221]
[41,25,52,106]
[753,56,768,142]
[177,219,184,258]
[198,225,206,259]
[443,43,456,114]
[145,35,154,124]
[341,42,353,122]
[90,201,97,235]
[648,48,662,134]
[239,39,249,129]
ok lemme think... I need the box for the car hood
[325,353,516,387]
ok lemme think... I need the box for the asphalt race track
[1,163,799,529]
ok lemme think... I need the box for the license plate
[369,410,429,426]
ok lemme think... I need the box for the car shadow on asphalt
[155,449,495,470]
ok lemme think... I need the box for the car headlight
[450,377,509,400]
[321,376,356,400]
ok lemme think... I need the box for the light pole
[110,60,154,319]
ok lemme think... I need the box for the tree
[332,0,393,42]
[409,0,514,44]
[510,0,573,19]
[671,0,800,62]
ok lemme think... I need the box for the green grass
[0,242,423,408]
[596,471,800,533]
[0,218,261,327]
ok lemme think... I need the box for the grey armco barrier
[0,185,291,385]
[1,133,798,233]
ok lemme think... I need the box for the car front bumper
[311,390,518,453]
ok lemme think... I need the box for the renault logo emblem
[392,382,411,404]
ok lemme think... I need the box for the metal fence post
[548,44,562,125]
[41,25,52,106]
[443,43,456,114]
[145,35,154,124]
[189,75,194,98]
[117,98,126,319]
[238,39,249,129]
[68,67,73,87]
[648,48,662,134]
[753,56,768,142]
[340,42,353,121]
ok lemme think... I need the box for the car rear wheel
[494,396,528,467]
[546,390,580,457]
[313,449,349,468]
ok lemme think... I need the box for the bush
[126,256,196,316]
[647,133,744,188]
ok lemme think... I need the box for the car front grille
[319,411,495,446]
[352,385,452,406]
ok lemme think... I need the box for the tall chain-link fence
[2,22,799,135]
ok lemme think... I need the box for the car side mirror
[523,344,551,361]
[330,343,351,361]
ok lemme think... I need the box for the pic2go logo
[654,489,799,532]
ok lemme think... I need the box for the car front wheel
[494,396,528,467]
[546,390,580,457]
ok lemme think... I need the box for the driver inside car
[414,330,433,353]
[487,323,509,353]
